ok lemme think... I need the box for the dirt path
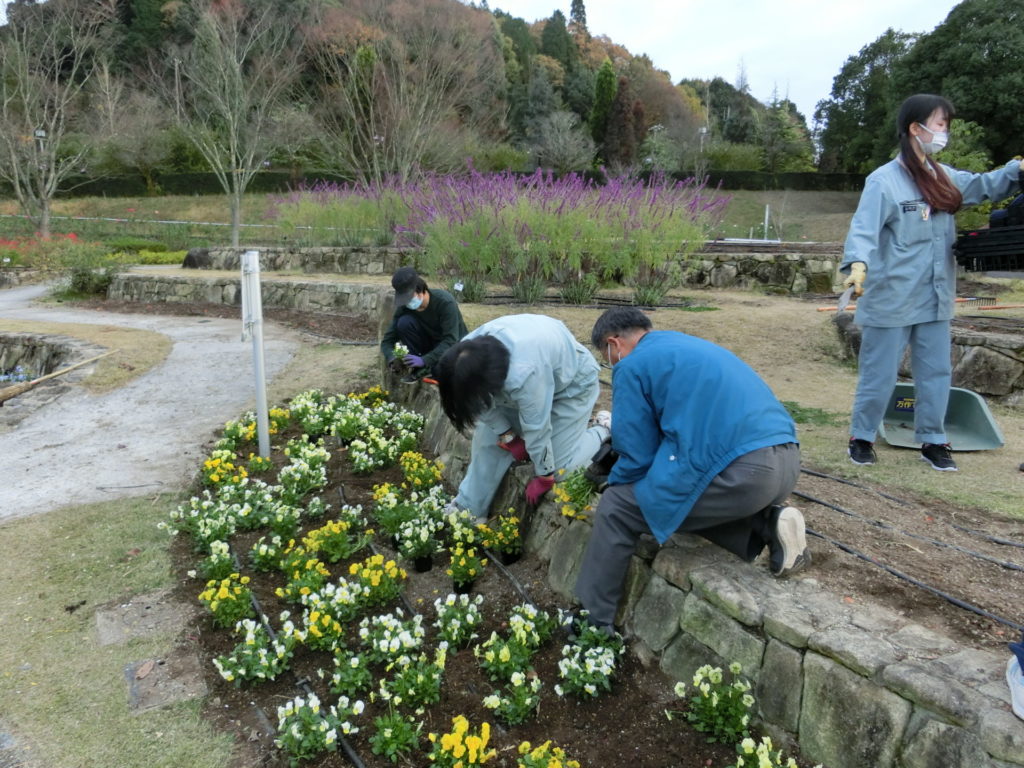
[0,284,302,521]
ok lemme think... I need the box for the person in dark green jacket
[380,267,467,381]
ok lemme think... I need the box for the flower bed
[164,387,813,768]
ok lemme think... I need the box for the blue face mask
[406,295,423,311]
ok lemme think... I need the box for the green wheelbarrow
[878,382,1004,450]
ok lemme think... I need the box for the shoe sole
[848,448,875,466]
[919,455,958,472]
[772,507,810,577]
[1008,657,1024,720]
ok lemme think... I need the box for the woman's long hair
[896,93,963,214]
[435,335,510,433]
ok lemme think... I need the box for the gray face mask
[406,295,423,310]
[915,123,948,155]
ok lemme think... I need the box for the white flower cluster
[554,644,618,698]
[507,603,555,649]
[213,618,294,684]
[274,692,364,760]
[396,514,444,559]
[358,611,426,664]
[433,592,485,647]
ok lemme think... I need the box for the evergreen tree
[524,62,563,143]
[540,10,573,68]
[563,65,595,122]
[121,0,167,69]
[569,0,588,35]
[604,76,643,168]
[590,58,617,148]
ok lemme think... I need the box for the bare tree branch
[0,0,115,235]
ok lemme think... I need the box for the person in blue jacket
[436,314,610,523]
[574,307,808,633]
[841,93,1023,471]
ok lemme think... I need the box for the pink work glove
[498,435,530,462]
[525,474,555,505]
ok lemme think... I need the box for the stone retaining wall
[108,273,391,318]
[185,244,842,295]
[0,268,44,289]
[691,245,843,294]
[188,246,415,275]
[387,375,1024,768]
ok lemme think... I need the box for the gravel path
[0,284,301,521]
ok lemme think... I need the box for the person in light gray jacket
[841,93,1022,472]
[435,314,609,522]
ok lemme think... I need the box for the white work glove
[843,262,866,296]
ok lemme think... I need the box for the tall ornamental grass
[266,169,728,304]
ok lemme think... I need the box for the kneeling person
[381,266,468,381]
[575,307,810,633]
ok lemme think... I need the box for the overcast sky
[504,0,962,124]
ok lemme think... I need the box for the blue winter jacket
[608,331,797,543]
[841,159,1019,328]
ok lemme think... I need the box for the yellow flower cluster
[247,453,273,473]
[274,549,331,602]
[348,553,406,604]
[202,450,248,486]
[268,407,290,434]
[551,468,595,521]
[480,511,521,554]
[349,385,388,408]
[399,450,444,488]
[427,716,496,766]
[446,545,486,586]
[516,740,581,768]
[197,572,253,628]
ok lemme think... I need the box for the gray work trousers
[574,443,800,629]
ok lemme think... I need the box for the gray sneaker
[768,506,811,577]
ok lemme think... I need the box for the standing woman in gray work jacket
[841,93,1022,472]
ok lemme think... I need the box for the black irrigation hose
[482,548,534,605]
[792,489,1024,573]
[231,553,370,768]
[799,467,910,506]
[800,467,1024,550]
[804,526,1024,633]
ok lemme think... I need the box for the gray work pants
[574,443,800,629]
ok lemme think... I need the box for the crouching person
[575,307,810,634]
[435,314,610,523]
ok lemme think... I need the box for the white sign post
[240,250,271,458]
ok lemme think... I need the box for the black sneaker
[767,505,811,577]
[920,443,957,472]
[848,438,876,466]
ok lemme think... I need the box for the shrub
[104,237,168,253]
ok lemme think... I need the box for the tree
[759,96,814,173]
[603,76,644,169]
[894,0,1024,161]
[312,0,505,185]
[589,58,617,148]
[523,61,563,144]
[814,28,917,172]
[569,0,588,37]
[531,110,594,173]
[0,0,115,236]
[170,0,305,246]
[539,9,573,69]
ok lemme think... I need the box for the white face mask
[915,123,948,155]
[406,295,423,310]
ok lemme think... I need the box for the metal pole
[763,204,770,241]
[241,250,271,457]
